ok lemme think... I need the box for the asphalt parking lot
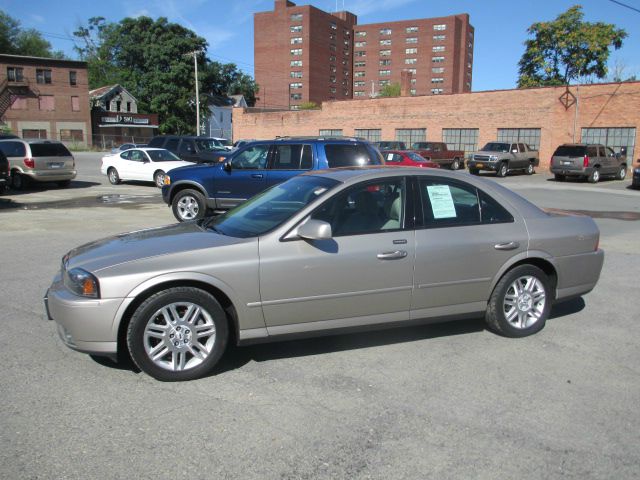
[0,152,638,479]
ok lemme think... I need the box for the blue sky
[2,0,639,91]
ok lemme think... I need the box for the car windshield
[217,139,232,147]
[205,176,339,238]
[412,143,431,150]
[147,149,181,162]
[407,152,427,162]
[482,143,510,152]
[195,139,226,152]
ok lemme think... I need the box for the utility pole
[185,50,201,135]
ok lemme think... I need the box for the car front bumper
[45,274,121,356]
[468,159,499,171]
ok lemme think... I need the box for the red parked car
[382,150,441,168]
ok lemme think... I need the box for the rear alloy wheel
[154,170,166,188]
[496,162,508,178]
[450,158,460,170]
[554,174,565,182]
[108,167,120,185]
[615,165,627,181]
[127,287,229,381]
[587,168,600,184]
[485,265,551,338]
[526,163,534,175]
[172,188,207,222]
[11,172,27,190]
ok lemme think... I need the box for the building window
[432,67,445,73]
[379,59,391,66]
[406,37,418,44]
[354,91,366,97]
[396,128,426,145]
[431,88,443,94]
[354,61,366,68]
[330,75,337,83]
[290,93,302,100]
[290,71,303,78]
[379,50,391,56]
[407,68,417,74]
[319,129,343,137]
[291,60,303,67]
[354,71,365,78]
[433,35,446,41]
[290,25,302,33]
[330,44,337,52]
[411,78,416,85]
[329,55,336,62]
[443,128,479,156]
[354,81,366,87]
[22,129,47,139]
[406,26,418,33]
[39,95,55,110]
[343,69,349,76]
[71,96,80,111]
[354,129,381,142]
[497,128,542,151]
[432,56,445,63]
[405,48,418,54]
[7,67,24,82]
[290,83,302,89]
[355,41,366,47]
[431,77,444,83]
[291,37,302,44]
[432,46,445,52]
[60,129,83,142]
[36,69,52,84]
[329,33,336,41]
[379,39,391,46]
[355,31,366,37]
[405,58,417,65]
[9,94,27,110]
[379,80,390,86]
[116,100,121,111]
[290,48,302,55]
[69,71,77,86]
[410,89,416,95]
[379,70,391,76]
[581,127,636,158]
[433,24,447,31]
[329,87,337,94]
[291,13,303,22]
[330,22,337,30]
[380,28,392,35]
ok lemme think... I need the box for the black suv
[148,136,232,164]
[0,150,9,193]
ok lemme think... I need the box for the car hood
[169,162,224,179]
[65,221,245,273]
[155,161,194,171]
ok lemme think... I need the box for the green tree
[517,5,627,88]
[378,82,401,97]
[73,16,258,134]
[0,10,64,57]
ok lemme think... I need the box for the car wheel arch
[168,181,208,204]
[115,276,241,360]
[488,255,558,302]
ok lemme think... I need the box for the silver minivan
[0,139,76,189]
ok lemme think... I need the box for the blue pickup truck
[161,136,383,221]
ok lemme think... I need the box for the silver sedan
[45,167,604,381]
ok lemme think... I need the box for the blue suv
[162,137,383,221]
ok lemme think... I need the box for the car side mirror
[297,219,332,240]
[223,161,232,172]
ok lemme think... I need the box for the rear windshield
[553,145,586,157]
[29,143,72,157]
[324,144,381,168]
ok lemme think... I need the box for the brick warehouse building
[233,81,639,169]
[0,54,91,145]
[254,0,473,109]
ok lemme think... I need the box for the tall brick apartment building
[254,0,473,109]
[0,54,91,145]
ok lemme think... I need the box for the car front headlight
[63,268,100,298]
[490,155,498,161]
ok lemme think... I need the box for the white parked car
[101,148,193,188]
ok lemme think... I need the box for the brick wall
[233,82,640,168]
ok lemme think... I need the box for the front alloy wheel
[172,189,206,222]
[497,162,508,178]
[154,170,166,188]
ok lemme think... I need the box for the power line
[608,0,640,13]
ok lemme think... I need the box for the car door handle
[494,241,520,251]
[251,173,264,178]
[377,250,408,260]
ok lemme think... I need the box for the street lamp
[184,50,202,135]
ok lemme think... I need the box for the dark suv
[550,143,627,183]
[148,136,232,164]
[0,150,9,193]
[162,136,383,221]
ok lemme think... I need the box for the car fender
[487,249,556,295]
[167,179,210,202]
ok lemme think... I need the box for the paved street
[0,152,638,479]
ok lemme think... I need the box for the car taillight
[24,158,35,168]
[583,155,589,168]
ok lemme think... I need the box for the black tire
[554,174,565,182]
[154,170,166,188]
[615,165,627,181]
[485,265,551,338]
[11,171,27,190]
[450,158,460,170]
[107,167,120,185]
[526,162,534,175]
[172,188,207,222]
[469,168,479,175]
[587,167,600,184]
[57,180,71,188]
[126,287,229,381]
[496,162,508,178]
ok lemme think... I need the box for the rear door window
[271,144,312,170]
[164,138,179,151]
[586,146,598,158]
[179,140,196,155]
[518,143,526,152]
[324,144,376,168]
[29,143,71,157]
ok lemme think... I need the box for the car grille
[473,155,491,161]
